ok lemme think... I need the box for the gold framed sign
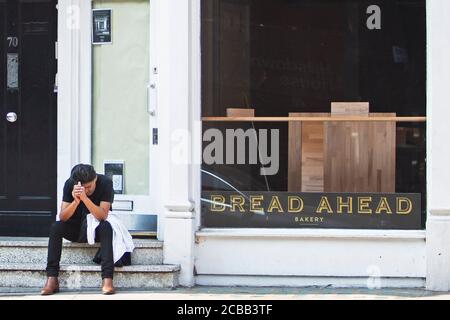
[202,192,422,229]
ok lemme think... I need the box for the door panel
[92,0,156,236]
[0,0,57,237]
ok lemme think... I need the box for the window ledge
[195,228,426,240]
[430,209,450,217]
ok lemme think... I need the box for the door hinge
[152,128,158,145]
[54,73,58,93]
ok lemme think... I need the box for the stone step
[0,238,163,265]
[0,263,179,289]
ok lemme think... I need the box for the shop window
[201,0,426,230]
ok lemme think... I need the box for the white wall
[426,0,450,291]
[427,0,450,211]
[195,229,426,287]
[157,0,196,286]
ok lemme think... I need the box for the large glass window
[92,0,150,195]
[201,0,426,229]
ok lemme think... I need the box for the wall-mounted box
[92,9,112,44]
[104,160,124,194]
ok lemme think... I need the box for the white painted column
[426,0,450,291]
[78,1,92,165]
[57,0,92,205]
[426,211,450,291]
[156,0,196,286]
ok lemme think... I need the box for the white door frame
[57,0,92,208]
[57,0,164,236]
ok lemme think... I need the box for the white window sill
[196,228,426,240]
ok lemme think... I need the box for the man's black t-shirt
[62,174,114,226]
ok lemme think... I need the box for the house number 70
[7,37,18,48]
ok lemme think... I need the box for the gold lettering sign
[316,197,333,214]
[230,195,245,212]
[337,196,353,214]
[358,197,372,214]
[397,197,412,215]
[210,195,226,212]
[250,195,264,213]
[268,196,284,213]
[208,194,418,216]
[203,192,421,229]
[288,196,304,213]
[375,197,393,214]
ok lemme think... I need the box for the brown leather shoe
[40,277,59,295]
[101,278,115,295]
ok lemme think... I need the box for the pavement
[0,286,449,300]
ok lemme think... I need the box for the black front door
[0,0,57,236]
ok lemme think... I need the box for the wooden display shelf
[202,111,425,193]
[202,116,426,122]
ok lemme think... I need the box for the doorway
[0,0,57,236]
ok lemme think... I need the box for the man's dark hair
[71,164,97,184]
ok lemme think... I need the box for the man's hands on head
[60,183,84,222]
[66,180,108,221]
[72,182,88,203]
[72,182,81,204]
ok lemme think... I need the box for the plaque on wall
[92,9,112,44]
[104,160,124,194]
[7,53,19,89]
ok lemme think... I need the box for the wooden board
[288,113,303,192]
[324,113,396,192]
[226,108,255,117]
[202,116,425,122]
[288,113,329,192]
[331,102,369,116]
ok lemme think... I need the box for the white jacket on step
[86,213,135,263]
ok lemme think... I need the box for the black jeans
[46,219,114,279]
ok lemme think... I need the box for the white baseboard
[195,275,425,289]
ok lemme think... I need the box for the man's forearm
[59,200,79,221]
[82,197,108,221]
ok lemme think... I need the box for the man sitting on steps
[41,164,116,295]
